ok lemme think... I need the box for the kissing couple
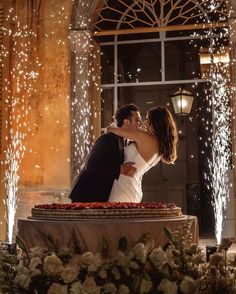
[69,104,178,203]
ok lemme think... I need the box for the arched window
[92,0,228,127]
[94,0,227,31]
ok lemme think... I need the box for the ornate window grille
[94,0,228,35]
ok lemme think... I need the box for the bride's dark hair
[147,107,178,164]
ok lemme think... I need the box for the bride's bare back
[107,127,160,163]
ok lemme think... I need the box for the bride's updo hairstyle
[147,107,178,164]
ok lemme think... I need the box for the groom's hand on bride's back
[120,162,137,177]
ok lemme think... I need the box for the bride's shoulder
[136,129,154,139]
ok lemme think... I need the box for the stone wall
[0,0,73,240]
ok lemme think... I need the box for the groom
[69,104,142,202]
[69,104,141,202]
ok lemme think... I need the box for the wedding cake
[31,202,182,219]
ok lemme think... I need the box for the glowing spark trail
[209,62,231,244]
[70,30,93,176]
[204,1,233,244]
[1,7,40,243]
[70,2,101,180]
[4,131,26,244]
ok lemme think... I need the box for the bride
[107,107,178,203]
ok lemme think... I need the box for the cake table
[18,215,199,255]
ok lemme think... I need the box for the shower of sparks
[4,131,26,244]
[70,2,101,179]
[209,64,232,244]
[27,71,39,80]
[195,2,233,244]
[1,7,40,243]
[206,2,233,244]
[70,30,93,176]
[183,1,233,244]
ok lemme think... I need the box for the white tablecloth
[18,215,199,255]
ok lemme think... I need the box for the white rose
[82,252,94,265]
[180,276,197,294]
[14,267,31,289]
[29,247,46,258]
[117,251,128,268]
[70,281,83,294]
[47,283,68,294]
[149,247,168,268]
[29,257,42,270]
[158,279,177,294]
[145,239,155,253]
[98,269,107,279]
[165,247,176,268]
[117,250,125,259]
[61,265,78,283]
[44,254,63,275]
[119,284,130,294]
[14,258,41,289]
[116,251,139,275]
[130,261,139,270]
[88,253,103,272]
[112,267,121,280]
[130,243,147,263]
[58,247,72,256]
[83,276,100,294]
[70,254,83,268]
[140,278,152,294]
[102,283,117,294]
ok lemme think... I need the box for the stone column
[69,30,101,182]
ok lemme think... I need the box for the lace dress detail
[108,143,161,203]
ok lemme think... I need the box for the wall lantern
[171,87,194,115]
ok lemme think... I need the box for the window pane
[118,85,174,115]
[165,40,201,81]
[118,42,162,83]
[101,46,114,84]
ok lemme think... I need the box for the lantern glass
[171,88,194,115]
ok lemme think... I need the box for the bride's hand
[120,162,137,177]
[106,126,111,133]
[105,122,116,133]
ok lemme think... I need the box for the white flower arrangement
[0,223,236,294]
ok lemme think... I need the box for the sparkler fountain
[1,8,40,244]
[209,61,232,244]
[195,1,234,245]
[206,1,235,245]
[4,131,26,244]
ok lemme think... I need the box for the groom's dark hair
[115,104,139,127]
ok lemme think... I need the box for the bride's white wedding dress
[108,143,161,203]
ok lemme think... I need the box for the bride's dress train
[108,143,161,203]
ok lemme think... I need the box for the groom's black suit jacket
[69,133,124,202]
